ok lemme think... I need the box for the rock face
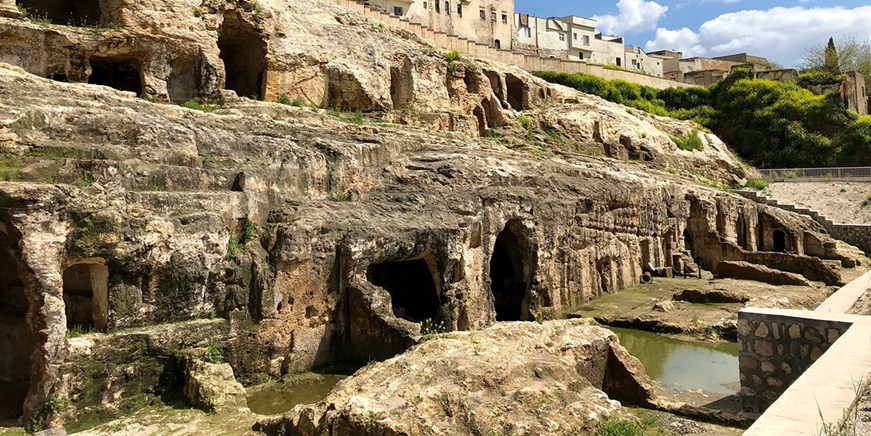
[716,261,813,287]
[0,0,866,428]
[183,358,247,413]
[259,321,653,436]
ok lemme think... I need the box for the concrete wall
[738,309,853,413]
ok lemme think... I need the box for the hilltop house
[363,0,514,48]
[513,14,624,66]
[648,51,772,86]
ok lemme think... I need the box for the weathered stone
[761,361,775,373]
[258,321,651,435]
[789,324,802,339]
[737,319,752,336]
[810,346,824,361]
[766,377,783,387]
[754,323,770,338]
[717,261,813,287]
[653,300,675,312]
[183,356,247,413]
[781,362,792,374]
[771,322,781,340]
[755,340,775,357]
[827,328,841,343]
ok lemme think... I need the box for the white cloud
[593,0,669,35]
[645,6,871,66]
[644,27,706,57]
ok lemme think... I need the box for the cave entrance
[736,214,748,250]
[505,74,525,111]
[218,12,267,100]
[0,229,33,421]
[88,57,143,96]
[389,65,414,110]
[490,226,530,321]
[367,259,440,323]
[62,263,109,333]
[773,229,787,253]
[15,0,101,26]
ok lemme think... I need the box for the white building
[625,46,668,78]
[514,14,628,68]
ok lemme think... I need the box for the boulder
[183,357,247,413]
[673,288,750,304]
[258,320,654,435]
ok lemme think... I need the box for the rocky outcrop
[183,358,247,413]
[258,321,654,435]
[717,261,813,287]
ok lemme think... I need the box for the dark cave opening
[505,73,525,111]
[773,229,787,253]
[15,0,101,26]
[490,227,530,321]
[88,57,143,96]
[218,12,267,100]
[0,230,33,420]
[367,259,440,323]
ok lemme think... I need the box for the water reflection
[246,373,346,415]
[609,327,739,395]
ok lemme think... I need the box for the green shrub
[597,418,642,436]
[671,130,704,152]
[444,50,462,73]
[183,99,220,113]
[744,178,769,190]
[796,69,844,87]
[226,235,241,260]
[243,219,258,243]
[205,340,224,364]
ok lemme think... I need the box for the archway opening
[15,0,101,26]
[490,227,530,321]
[773,229,787,253]
[736,214,748,250]
[62,263,109,333]
[218,12,267,100]
[367,259,440,323]
[505,73,525,110]
[0,230,33,421]
[88,57,143,96]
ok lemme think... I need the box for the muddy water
[246,373,347,415]
[609,327,739,395]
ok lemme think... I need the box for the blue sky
[514,0,871,67]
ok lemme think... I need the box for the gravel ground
[767,182,871,224]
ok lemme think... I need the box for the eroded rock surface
[259,320,653,435]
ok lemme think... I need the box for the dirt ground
[571,274,835,339]
[767,181,871,224]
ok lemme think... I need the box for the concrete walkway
[816,270,871,314]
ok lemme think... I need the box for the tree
[803,36,871,88]
[824,37,840,74]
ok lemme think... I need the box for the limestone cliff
[0,0,865,431]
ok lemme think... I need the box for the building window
[457,4,462,16]
[495,39,501,49]
[435,1,440,12]
[490,10,496,21]
[616,58,621,67]
[579,52,584,60]
[445,1,450,15]
[523,27,531,38]
[583,35,590,46]
[573,32,577,40]
[632,59,637,67]
[502,13,507,24]
[393,6,403,16]
[559,33,565,42]
[479,9,485,20]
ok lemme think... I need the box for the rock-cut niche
[62,263,109,333]
[0,229,34,421]
[88,57,143,96]
[367,259,440,323]
[772,229,787,253]
[15,0,101,26]
[490,223,531,321]
[218,12,267,100]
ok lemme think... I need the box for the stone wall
[738,309,853,413]
[831,225,871,257]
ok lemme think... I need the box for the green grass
[277,94,304,107]
[327,109,366,125]
[0,154,24,181]
[671,130,704,152]
[597,418,642,436]
[743,178,769,190]
[331,191,352,202]
[182,100,221,113]
[863,193,871,208]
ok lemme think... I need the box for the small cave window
[505,74,525,111]
[218,12,267,100]
[88,57,143,96]
[62,263,109,332]
[367,259,440,323]
[772,229,787,253]
[0,230,34,420]
[490,226,530,321]
[15,0,101,26]
[494,39,502,50]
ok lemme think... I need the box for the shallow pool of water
[246,373,347,415]
[609,327,739,395]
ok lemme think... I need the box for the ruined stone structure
[0,0,866,432]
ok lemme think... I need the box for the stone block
[754,340,774,357]
[761,361,775,373]
[788,324,801,339]
[754,323,770,338]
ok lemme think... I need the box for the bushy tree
[804,36,871,85]
[825,37,840,74]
